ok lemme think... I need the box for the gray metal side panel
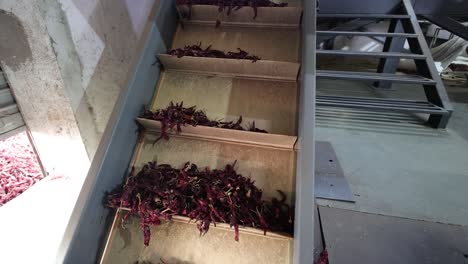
[61,2,177,263]
[155,1,178,49]
[318,0,468,15]
[414,0,468,15]
[294,1,317,263]
[0,71,25,138]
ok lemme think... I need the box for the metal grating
[317,70,437,84]
[316,50,427,59]
[316,0,453,128]
[317,95,447,114]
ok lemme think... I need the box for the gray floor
[319,206,468,264]
[316,79,468,226]
[315,71,468,262]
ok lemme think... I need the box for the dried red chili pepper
[315,248,329,264]
[168,43,260,62]
[140,102,268,142]
[106,161,293,246]
[133,260,169,264]
[176,0,288,23]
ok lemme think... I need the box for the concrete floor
[316,78,468,226]
[319,206,468,264]
[315,65,468,262]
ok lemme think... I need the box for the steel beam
[318,14,410,19]
[375,19,407,89]
[421,15,468,41]
[317,31,418,38]
[294,0,317,263]
[401,0,453,128]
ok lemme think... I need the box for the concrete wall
[0,1,90,180]
[0,2,91,262]
[0,0,160,192]
[1,0,160,157]
[44,0,161,158]
[0,1,163,263]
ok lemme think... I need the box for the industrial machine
[61,1,466,263]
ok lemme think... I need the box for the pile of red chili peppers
[107,161,293,246]
[168,43,260,61]
[176,0,288,21]
[141,102,268,142]
[0,133,44,206]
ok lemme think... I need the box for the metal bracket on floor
[315,141,355,202]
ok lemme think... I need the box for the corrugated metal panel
[0,70,25,140]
